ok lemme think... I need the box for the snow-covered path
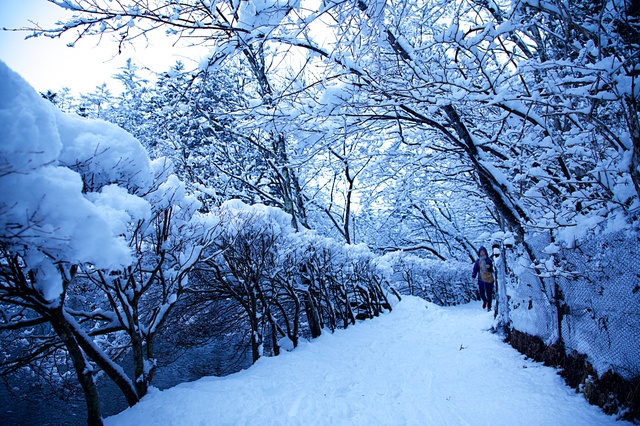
[106,297,626,425]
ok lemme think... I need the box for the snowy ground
[105,297,627,426]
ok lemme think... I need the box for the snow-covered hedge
[379,251,475,306]
[191,200,396,362]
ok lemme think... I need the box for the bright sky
[0,0,205,94]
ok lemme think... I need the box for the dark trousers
[478,281,494,307]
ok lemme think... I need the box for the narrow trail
[106,297,626,425]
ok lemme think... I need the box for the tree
[78,83,112,118]
[34,0,313,229]
[280,0,638,253]
[30,0,639,238]
[107,60,303,217]
[0,61,218,424]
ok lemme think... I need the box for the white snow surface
[106,297,625,426]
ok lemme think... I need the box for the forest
[1,0,639,425]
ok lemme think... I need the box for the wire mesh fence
[503,230,640,380]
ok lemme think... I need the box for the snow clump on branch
[0,60,208,304]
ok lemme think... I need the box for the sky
[104,297,627,426]
[0,0,204,94]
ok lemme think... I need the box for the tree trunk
[303,288,322,338]
[440,104,544,267]
[250,317,262,363]
[272,133,309,231]
[249,288,263,363]
[441,105,528,241]
[67,314,140,407]
[242,43,309,231]
[131,329,148,398]
[343,163,355,244]
[49,309,104,426]
[495,246,510,333]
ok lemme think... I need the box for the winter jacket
[472,246,494,284]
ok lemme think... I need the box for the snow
[0,61,142,292]
[236,0,300,34]
[56,110,154,192]
[105,297,625,426]
[318,82,351,113]
[0,59,193,304]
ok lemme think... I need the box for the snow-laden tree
[77,83,111,118]
[106,59,149,134]
[1,60,144,424]
[31,0,639,244]
[112,62,248,205]
[346,121,496,260]
[379,251,475,305]
[29,1,317,231]
[0,61,219,425]
[103,59,308,221]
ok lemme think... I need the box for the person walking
[472,246,494,311]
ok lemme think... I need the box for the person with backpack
[472,246,494,311]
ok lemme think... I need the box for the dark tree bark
[48,309,103,426]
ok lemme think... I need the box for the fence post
[551,275,565,346]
